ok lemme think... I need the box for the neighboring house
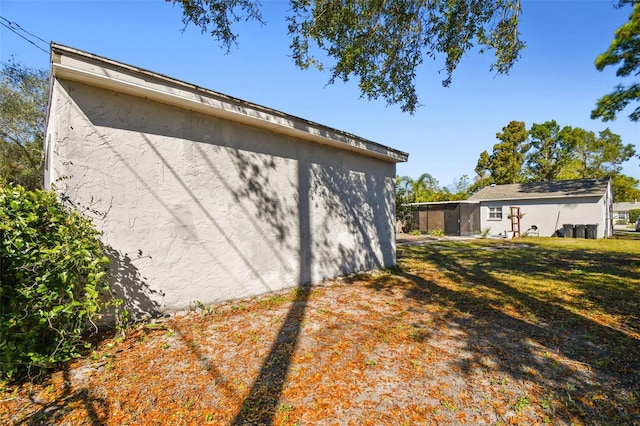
[468,178,613,238]
[613,200,640,223]
[44,43,408,316]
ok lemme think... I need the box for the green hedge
[0,183,113,380]
[629,209,640,224]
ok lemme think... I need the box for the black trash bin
[574,224,586,238]
[586,224,598,239]
[563,224,574,238]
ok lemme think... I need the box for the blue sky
[1,0,638,189]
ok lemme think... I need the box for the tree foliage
[0,183,114,381]
[611,173,640,202]
[447,174,471,199]
[397,173,469,206]
[592,1,640,122]
[474,120,528,186]
[471,119,638,200]
[561,127,636,179]
[0,61,47,190]
[173,0,524,112]
[395,176,416,231]
[401,172,441,202]
[173,0,640,119]
[174,0,264,50]
[526,120,574,182]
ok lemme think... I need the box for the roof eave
[50,43,408,164]
[408,200,480,206]
[472,194,606,202]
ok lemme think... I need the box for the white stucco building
[468,178,613,239]
[44,44,408,316]
[613,200,640,223]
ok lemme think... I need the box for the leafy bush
[428,228,445,237]
[629,209,640,224]
[395,185,416,232]
[0,183,112,380]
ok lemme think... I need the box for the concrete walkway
[396,233,479,246]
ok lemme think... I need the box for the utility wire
[0,16,48,45]
[0,16,48,54]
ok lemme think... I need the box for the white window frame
[488,206,503,220]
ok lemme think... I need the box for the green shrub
[629,209,640,224]
[0,183,112,380]
[396,187,416,232]
[428,228,445,237]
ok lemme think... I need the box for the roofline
[408,200,479,206]
[49,43,409,164]
[468,178,611,202]
[472,194,606,202]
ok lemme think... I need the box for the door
[445,204,461,235]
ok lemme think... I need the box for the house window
[616,211,629,220]
[489,206,503,220]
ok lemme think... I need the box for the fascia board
[407,201,480,206]
[475,194,604,203]
[51,49,408,164]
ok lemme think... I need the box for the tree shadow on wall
[56,187,163,323]
[69,84,396,423]
[217,142,396,284]
[103,246,163,322]
[224,146,393,424]
[309,162,395,277]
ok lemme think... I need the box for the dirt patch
[2,242,639,425]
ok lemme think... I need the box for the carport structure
[410,201,480,236]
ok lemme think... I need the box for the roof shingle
[468,178,610,201]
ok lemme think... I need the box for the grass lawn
[2,237,639,425]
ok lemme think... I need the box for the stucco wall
[46,79,397,316]
[479,197,608,238]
